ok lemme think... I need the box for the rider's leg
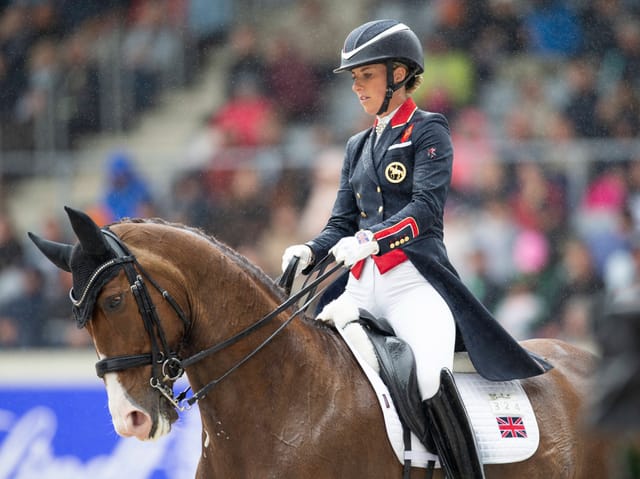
[346,259,485,479]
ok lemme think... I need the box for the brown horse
[30,208,609,478]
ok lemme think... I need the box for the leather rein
[91,229,341,411]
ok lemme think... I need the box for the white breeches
[342,258,455,399]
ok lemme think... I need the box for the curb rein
[91,230,341,412]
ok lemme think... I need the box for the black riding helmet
[334,20,424,115]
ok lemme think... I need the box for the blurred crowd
[2,0,640,351]
[0,0,231,156]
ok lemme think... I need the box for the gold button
[360,211,367,218]
[399,238,405,244]
[356,192,361,199]
[394,241,401,247]
[378,206,383,213]
[405,236,410,241]
[377,186,381,193]
[390,243,395,249]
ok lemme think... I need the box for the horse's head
[29,207,190,441]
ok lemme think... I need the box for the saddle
[351,308,434,453]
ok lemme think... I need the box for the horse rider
[282,19,551,478]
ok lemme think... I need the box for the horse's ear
[64,206,111,257]
[27,232,73,272]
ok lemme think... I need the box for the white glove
[330,230,379,267]
[281,244,313,276]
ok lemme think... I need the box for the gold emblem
[385,162,406,183]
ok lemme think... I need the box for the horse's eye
[104,293,124,312]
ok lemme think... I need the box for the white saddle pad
[332,321,540,469]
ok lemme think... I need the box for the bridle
[88,229,342,411]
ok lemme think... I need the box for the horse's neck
[173,245,370,456]
[186,311,357,450]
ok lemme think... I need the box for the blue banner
[0,383,200,479]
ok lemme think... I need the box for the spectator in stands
[535,236,604,336]
[413,31,475,117]
[625,157,640,230]
[0,212,23,272]
[122,0,181,112]
[555,295,597,352]
[0,266,47,347]
[522,0,583,58]
[576,163,628,241]
[210,75,279,149]
[296,146,343,240]
[470,197,519,285]
[593,206,636,290]
[187,0,233,68]
[263,34,320,123]
[169,169,212,230]
[208,165,270,250]
[448,107,498,200]
[513,70,558,140]
[462,247,504,314]
[596,78,640,138]
[431,0,486,52]
[509,162,566,238]
[578,0,620,59]
[264,0,364,82]
[599,17,640,93]
[604,230,640,294]
[15,37,61,150]
[254,200,303,279]
[28,0,62,43]
[470,0,526,86]
[59,28,101,148]
[91,150,155,225]
[0,4,31,150]
[562,58,604,138]
[0,212,25,306]
[224,23,267,99]
[205,71,283,212]
[493,276,546,340]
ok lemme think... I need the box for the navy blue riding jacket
[307,98,551,381]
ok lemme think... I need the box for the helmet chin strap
[376,60,416,116]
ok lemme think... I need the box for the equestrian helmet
[334,20,424,75]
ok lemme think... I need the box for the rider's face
[351,64,388,116]
[351,63,407,116]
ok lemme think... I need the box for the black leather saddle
[351,308,433,452]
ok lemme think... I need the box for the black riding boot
[423,368,485,479]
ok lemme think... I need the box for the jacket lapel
[373,98,418,171]
[360,129,380,184]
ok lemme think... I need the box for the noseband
[87,229,342,411]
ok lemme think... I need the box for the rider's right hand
[281,244,313,276]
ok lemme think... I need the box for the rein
[91,229,342,411]
[182,257,341,406]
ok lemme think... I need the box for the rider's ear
[393,64,408,84]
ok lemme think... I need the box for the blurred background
[0,0,639,477]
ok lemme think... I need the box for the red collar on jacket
[372,98,418,130]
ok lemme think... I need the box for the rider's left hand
[330,230,379,267]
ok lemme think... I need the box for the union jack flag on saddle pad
[496,416,528,438]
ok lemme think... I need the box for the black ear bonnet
[68,229,132,328]
[28,207,134,328]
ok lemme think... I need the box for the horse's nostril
[129,410,148,428]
